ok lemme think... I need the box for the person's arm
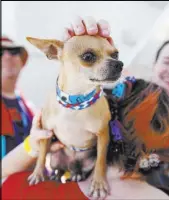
[1,112,64,181]
[1,142,36,180]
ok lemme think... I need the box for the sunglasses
[0,47,23,57]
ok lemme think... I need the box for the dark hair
[155,40,169,63]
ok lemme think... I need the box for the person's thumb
[35,130,53,140]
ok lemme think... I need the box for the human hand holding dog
[29,111,64,154]
[1,111,64,184]
[63,16,113,45]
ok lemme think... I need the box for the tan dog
[26,35,123,198]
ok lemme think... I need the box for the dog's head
[27,35,123,85]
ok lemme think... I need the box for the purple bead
[110,120,123,141]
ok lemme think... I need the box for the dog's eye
[81,52,96,63]
[111,52,119,60]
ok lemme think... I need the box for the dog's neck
[57,69,99,95]
[55,68,103,110]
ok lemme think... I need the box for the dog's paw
[88,178,109,199]
[28,168,45,186]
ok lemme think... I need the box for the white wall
[2,1,17,40]
[2,1,169,108]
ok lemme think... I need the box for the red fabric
[2,172,89,200]
[1,100,14,136]
[1,94,34,137]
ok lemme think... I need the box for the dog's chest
[46,108,102,147]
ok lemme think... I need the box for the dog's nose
[107,59,123,73]
[115,61,123,72]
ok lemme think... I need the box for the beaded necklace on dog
[109,76,136,143]
[56,78,103,110]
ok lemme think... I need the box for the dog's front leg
[28,139,50,185]
[89,125,110,199]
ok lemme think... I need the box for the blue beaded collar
[56,79,103,110]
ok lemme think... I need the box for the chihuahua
[26,35,123,198]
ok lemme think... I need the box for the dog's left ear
[26,37,64,60]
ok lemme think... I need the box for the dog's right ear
[26,37,64,60]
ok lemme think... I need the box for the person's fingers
[63,25,75,42]
[98,19,113,45]
[83,16,98,35]
[50,142,65,152]
[97,19,111,38]
[63,17,113,45]
[68,24,75,37]
[63,28,72,41]
[71,16,86,35]
[33,130,53,140]
[31,111,42,129]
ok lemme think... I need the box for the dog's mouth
[89,74,121,83]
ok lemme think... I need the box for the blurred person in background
[1,35,36,159]
[145,40,169,194]
[152,40,169,93]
